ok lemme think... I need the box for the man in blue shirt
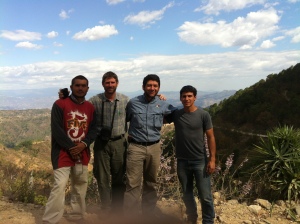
[124,74,177,219]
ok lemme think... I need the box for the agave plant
[251,125,300,203]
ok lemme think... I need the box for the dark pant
[93,136,127,211]
[177,158,215,224]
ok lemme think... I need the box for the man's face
[180,92,196,107]
[70,79,89,98]
[103,77,118,94]
[143,80,160,99]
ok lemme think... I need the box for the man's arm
[51,102,75,150]
[206,128,216,174]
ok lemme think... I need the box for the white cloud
[260,40,275,49]
[272,36,285,41]
[0,30,41,41]
[72,25,118,41]
[288,0,300,2]
[285,26,300,43]
[1,51,299,92]
[124,2,174,28]
[15,41,43,50]
[53,42,63,47]
[196,0,266,15]
[177,8,280,49]
[47,31,58,38]
[59,9,74,20]
[106,0,125,5]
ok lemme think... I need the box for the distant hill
[0,109,51,147]
[0,89,235,146]
[208,62,300,137]
[0,88,235,110]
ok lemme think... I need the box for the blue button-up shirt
[126,94,177,142]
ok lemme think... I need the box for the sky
[0,0,299,93]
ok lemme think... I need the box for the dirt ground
[0,196,299,224]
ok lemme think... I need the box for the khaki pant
[124,142,161,215]
[42,165,88,224]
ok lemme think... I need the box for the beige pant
[124,142,161,215]
[42,164,88,224]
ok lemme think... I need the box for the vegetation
[250,125,300,203]
[208,63,300,133]
[0,109,51,147]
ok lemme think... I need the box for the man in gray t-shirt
[170,85,216,224]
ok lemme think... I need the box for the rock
[216,215,226,223]
[227,199,239,205]
[213,192,221,200]
[248,205,262,215]
[276,200,285,206]
[255,199,272,210]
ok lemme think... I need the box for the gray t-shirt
[172,108,213,160]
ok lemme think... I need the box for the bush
[251,125,300,203]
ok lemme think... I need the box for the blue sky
[1,0,299,93]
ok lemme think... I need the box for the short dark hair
[180,85,197,97]
[102,71,119,84]
[71,75,89,86]
[143,74,160,87]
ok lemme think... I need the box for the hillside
[0,109,51,147]
[209,63,300,133]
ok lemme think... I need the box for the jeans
[177,158,215,224]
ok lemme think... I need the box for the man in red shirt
[43,75,97,224]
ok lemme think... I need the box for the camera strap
[101,99,117,132]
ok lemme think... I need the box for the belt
[109,134,124,141]
[129,139,160,146]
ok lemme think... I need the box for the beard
[104,86,117,94]
[144,91,157,100]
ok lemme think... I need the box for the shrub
[251,125,300,203]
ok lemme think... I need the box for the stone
[248,205,262,215]
[255,199,272,210]
[227,199,239,205]
[213,191,221,199]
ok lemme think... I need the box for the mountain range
[0,88,236,110]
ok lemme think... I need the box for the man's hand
[206,159,216,175]
[157,94,167,101]
[69,142,86,156]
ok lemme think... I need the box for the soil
[0,140,299,224]
[0,196,299,224]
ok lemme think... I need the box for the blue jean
[177,159,215,224]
